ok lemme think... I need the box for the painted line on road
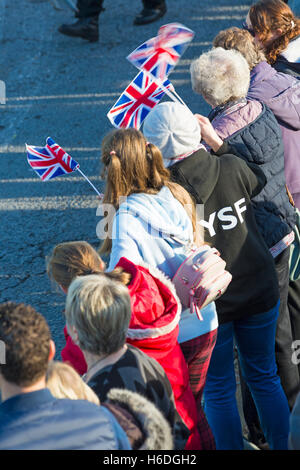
[0,175,103,183]
[0,146,101,153]
[0,195,100,211]
[5,92,119,102]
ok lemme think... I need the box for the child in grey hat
[143,101,290,450]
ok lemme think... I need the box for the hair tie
[291,20,295,29]
[110,150,116,156]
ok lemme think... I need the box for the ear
[49,340,56,362]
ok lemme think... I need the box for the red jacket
[61,257,201,450]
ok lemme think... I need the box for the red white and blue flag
[26,137,79,181]
[107,70,173,129]
[127,23,194,82]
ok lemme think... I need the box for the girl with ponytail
[98,128,218,450]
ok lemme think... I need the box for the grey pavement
[0,0,253,358]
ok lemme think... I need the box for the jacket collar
[208,98,247,122]
[0,388,55,414]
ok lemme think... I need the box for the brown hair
[213,27,266,70]
[100,128,201,254]
[47,241,131,290]
[0,302,51,386]
[249,0,300,64]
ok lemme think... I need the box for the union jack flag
[107,70,173,129]
[127,23,194,82]
[26,137,79,181]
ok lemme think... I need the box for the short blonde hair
[213,27,266,70]
[65,274,131,356]
[190,47,250,107]
[46,360,100,405]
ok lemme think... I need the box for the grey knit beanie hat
[143,101,201,167]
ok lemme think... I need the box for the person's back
[0,389,130,450]
[212,27,300,210]
[86,344,177,424]
[210,99,295,249]
[142,100,290,451]
[143,101,279,323]
[190,47,296,251]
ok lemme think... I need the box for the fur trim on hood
[106,388,174,450]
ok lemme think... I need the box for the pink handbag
[172,244,232,321]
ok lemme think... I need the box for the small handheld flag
[127,23,194,83]
[26,137,103,197]
[107,70,173,129]
[26,137,79,181]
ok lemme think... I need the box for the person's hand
[194,114,223,152]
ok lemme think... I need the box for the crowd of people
[1,0,300,451]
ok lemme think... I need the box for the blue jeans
[204,302,290,450]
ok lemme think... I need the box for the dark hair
[0,302,51,386]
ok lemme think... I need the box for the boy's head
[0,302,54,387]
[65,274,131,357]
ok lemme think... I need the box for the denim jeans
[204,302,290,450]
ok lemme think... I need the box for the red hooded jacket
[61,257,201,449]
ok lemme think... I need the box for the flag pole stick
[144,70,191,111]
[143,70,182,106]
[171,88,189,108]
[77,168,104,198]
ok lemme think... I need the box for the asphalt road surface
[0,0,253,357]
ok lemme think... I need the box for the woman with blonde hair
[246,0,300,78]
[47,240,200,450]
[97,127,219,450]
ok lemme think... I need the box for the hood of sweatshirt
[170,146,221,205]
[116,257,181,343]
[117,186,194,246]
